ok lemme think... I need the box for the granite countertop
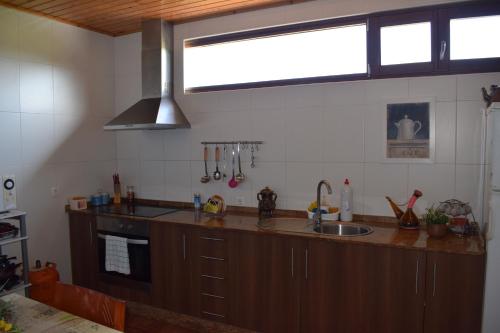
[70,206,485,256]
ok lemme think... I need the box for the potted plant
[424,206,449,238]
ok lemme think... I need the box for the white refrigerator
[482,97,500,333]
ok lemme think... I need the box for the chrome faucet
[313,180,332,227]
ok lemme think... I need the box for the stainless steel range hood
[104,19,190,131]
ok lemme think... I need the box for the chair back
[46,282,126,331]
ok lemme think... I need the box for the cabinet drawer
[200,257,227,277]
[199,237,227,259]
[201,275,227,297]
[201,293,226,320]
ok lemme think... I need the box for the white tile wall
[0,6,116,283]
[114,12,500,218]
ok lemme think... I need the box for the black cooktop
[98,205,178,218]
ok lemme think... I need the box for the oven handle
[97,233,149,245]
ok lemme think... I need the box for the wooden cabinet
[69,214,485,333]
[68,212,98,289]
[424,252,485,333]
[229,232,302,333]
[301,241,425,333]
[151,223,195,315]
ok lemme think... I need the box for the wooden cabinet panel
[151,223,195,315]
[68,213,98,290]
[301,241,425,333]
[229,232,302,333]
[424,252,485,333]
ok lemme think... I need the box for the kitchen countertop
[69,206,485,256]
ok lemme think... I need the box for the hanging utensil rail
[200,141,263,146]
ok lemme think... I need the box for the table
[0,293,120,333]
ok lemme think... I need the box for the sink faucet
[314,180,332,227]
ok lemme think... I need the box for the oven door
[97,231,151,283]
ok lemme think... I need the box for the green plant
[423,206,449,225]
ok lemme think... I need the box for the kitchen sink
[257,218,373,237]
[313,222,373,236]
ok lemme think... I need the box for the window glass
[450,15,500,60]
[380,22,432,66]
[184,24,367,90]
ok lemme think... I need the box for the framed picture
[384,98,435,162]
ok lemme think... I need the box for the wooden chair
[42,282,126,332]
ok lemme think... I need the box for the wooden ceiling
[0,0,307,36]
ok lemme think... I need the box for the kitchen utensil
[228,145,238,188]
[394,115,422,141]
[201,146,210,183]
[222,145,227,181]
[257,187,277,218]
[213,146,222,180]
[112,173,121,205]
[235,143,246,183]
[250,144,256,168]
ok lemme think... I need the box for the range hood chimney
[104,19,190,130]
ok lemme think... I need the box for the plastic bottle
[340,179,353,222]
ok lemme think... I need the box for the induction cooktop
[99,205,178,218]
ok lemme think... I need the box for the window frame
[183,1,500,93]
[369,10,438,78]
[438,2,500,74]
[184,16,369,93]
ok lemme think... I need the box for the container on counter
[193,193,202,211]
[340,179,353,222]
[126,186,135,208]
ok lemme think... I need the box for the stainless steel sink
[313,222,373,236]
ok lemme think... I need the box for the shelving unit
[0,210,30,297]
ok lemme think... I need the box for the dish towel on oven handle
[104,234,131,275]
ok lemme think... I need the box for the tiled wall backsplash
[0,6,116,282]
[114,31,499,221]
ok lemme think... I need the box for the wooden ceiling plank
[87,0,265,22]
[24,0,69,10]
[85,0,282,28]
[94,0,283,30]
[0,1,115,35]
[0,0,304,36]
[43,0,105,15]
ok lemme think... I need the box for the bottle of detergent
[340,179,353,222]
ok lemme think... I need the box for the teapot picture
[394,114,422,141]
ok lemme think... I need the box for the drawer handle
[202,311,225,318]
[200,236,225,242]
[415,258,419,295]
[97,233,148,245]
[182,234,186,261]
[201,274,225,280]
[432,263,437,297]
[291,247,294,278]
[201,255,225,261]
[201,293,225,299]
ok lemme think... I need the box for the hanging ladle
[201,146,210,183]
[228,145,238,188]
[213,146,222,181]
[235,143,246,183]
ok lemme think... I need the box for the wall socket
[50,187,58,198]
[235,196,245,206]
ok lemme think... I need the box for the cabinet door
[68,213,98,289]
[151,223,194,314]
[301,241,425,333]
[424,252,485,333]
[229,232,302,333]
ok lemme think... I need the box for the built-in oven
[96,216,150,283]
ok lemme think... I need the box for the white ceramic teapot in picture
[395,114,422,141]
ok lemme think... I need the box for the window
[438,2,500,73]
[449,15,500,60]
[369,10,436,77]
[183,2,500,92]
[380,22,432,66]
[184,21,367,92]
